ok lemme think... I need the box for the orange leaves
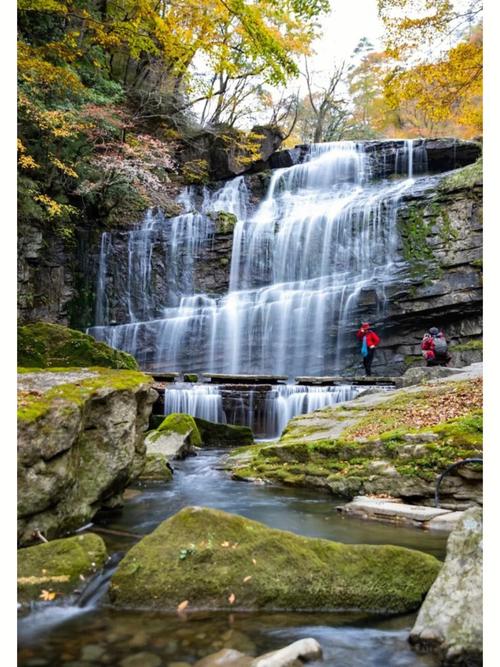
[177,599,189,613]
[39,590,56,601]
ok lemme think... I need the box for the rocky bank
[229,367,483,509]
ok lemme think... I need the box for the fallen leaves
[39,590,56,601]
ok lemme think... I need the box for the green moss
[109,506,441,613]
[208,210,238,234]
[139,453,173,481]
[438,158,483,192]
[17,368,152,423]
[157,413,202,446]
[18,322,138,370]
[17,533,107,603]
[449,339,483,352]
[194,417,254,447]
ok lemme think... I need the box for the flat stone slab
[338,496,462,530]
[295,375,402,387]
[202,373,288,384]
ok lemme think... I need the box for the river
[18,450,447,667]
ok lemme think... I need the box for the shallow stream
[18,450,447,667]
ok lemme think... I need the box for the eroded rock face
[17,533,107,603]
[409,507,482,665]
[109,506,441,612]
[17,369,157,545]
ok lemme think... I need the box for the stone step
[337,495,465,531]
[202,373,289,384]
[295,375,402,387]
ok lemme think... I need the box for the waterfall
[164,384,226,423]
[90,140,423,377]
[162,383,361,439]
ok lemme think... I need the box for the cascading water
[90,140,421,376]
[162,382,362,439]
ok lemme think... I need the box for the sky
[308,0,384,73]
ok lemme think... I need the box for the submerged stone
[109,506,441,613]
[17,533,107,603]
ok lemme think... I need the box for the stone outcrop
[18,322,138,369]
[229,370,482,509]
[17,368,157,545]
[17,533,107,603]
[109,506,441,612]
[145,413,202,461]
[409,507,482,665]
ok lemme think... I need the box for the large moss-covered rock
[18,368,157,545]
[410,507,482,665]
[194,417,254,447]
[230,375,483,509]
[18,322,138,369]
[17,533,107,603]
[109,506,441,612]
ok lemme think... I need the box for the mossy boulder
[18,533,107,603]
[145,413,202,461]
[18,322,138,369]
[410,507,482,664]
[18,368,157,544]
[194,417,254,447]
[139,453,173,481]
[109,506,441,613]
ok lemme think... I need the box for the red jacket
[356,328,380,347]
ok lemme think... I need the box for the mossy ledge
[18,367,152,424]
[109,506,441,613]
[18,322,138,370]
[229,379,482,506]
[18,533,107,604]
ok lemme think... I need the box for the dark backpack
[433,335,448,357]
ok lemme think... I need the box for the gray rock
[410,507,482,664]
[17,370,156,545]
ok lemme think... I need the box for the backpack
[433,335,448,357]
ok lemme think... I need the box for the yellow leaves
[34,194,78,220]
[39,590,56,601]
[50,156,78,178]
[177,599,189,612]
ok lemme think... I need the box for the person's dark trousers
[363,348,375,376]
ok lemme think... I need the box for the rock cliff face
[17,368,157,545]
[17,138,482,377]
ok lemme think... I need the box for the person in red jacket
[356,322,380,376]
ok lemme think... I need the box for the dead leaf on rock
[177,599,189,613]
[39,590,56,601]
